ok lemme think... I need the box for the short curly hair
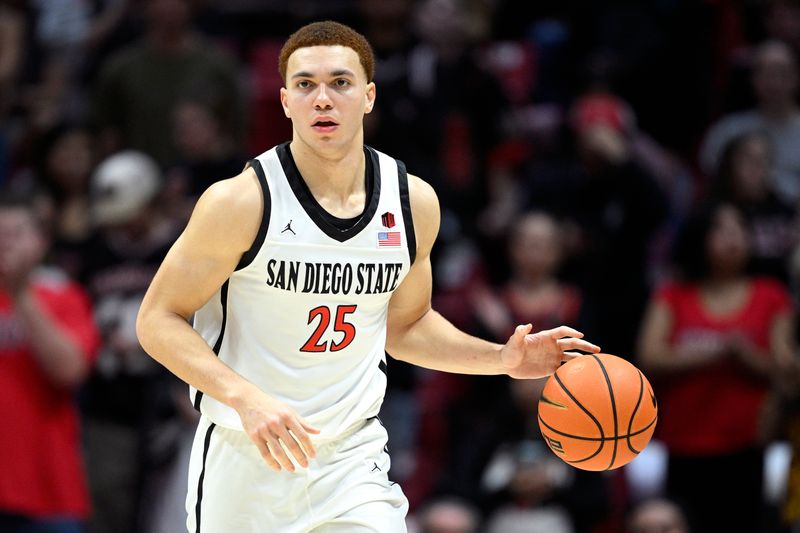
[279,21,375,83]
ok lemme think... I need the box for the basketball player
[136,21,599,532]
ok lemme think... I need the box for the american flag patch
[378,231,401,247]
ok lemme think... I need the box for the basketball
[538,353,657,471]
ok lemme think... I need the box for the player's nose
[313,84,333,109]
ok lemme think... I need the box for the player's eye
[334,78,350,88]
[297,80,312,89]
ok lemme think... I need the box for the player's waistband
[313,416,381,449]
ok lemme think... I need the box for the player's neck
[289,138,367,204]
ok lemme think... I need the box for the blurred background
[2,0,800,532]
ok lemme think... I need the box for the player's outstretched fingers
[557,337,601,353]
[253,438,281,472]
[548,325,584,339]
[562,351,585,361]
[265,435,295,472]
[287,418,319,460]
[275,425,309,468]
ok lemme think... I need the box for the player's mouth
[312,119,339,133]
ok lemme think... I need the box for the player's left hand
[501,324,600,379]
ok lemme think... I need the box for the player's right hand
[501,324,600,379]
[234,388,320,472]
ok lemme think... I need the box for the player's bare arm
[136,168,318,472]
[385,174,600,379]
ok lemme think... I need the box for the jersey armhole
[235,158,271,271]
[397,159,416,266]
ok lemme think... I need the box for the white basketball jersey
[190,143,416,440]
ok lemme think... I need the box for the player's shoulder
[406,174,439,221]
[187,166,263,249]
[198,166,260,212]
[406,173,440,254]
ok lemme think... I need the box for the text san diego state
[265,260,402,295]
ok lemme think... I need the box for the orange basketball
[538,353,657,471]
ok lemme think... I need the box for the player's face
[280,46,376,152]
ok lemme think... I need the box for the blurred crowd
[2,0,800,532]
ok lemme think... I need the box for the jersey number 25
[300,305,358,352]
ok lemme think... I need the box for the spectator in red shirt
[637,202,795,533]
[0,192,100,533]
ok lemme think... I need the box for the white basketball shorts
[185,415,408,532]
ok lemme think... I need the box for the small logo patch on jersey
[381,212,396,228]
[281,220,296,235]
[378,231,401,247]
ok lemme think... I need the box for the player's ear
[280,87,291,118]
[364,82,376,114]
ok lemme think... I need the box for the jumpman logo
[371,462,381,472]
[281,220,296,235]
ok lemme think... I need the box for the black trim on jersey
[396,159,416,266]
[370,415,390,453]
[193,280,229,411]
[319,158,374,230]
[276,142,382,242]
[235,159,271,271]
[194,422,216,533]
[379,359,387,376]
[324,211,361,231]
